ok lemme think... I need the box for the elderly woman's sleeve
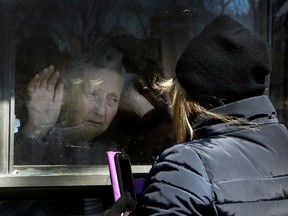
[135,144,217,216]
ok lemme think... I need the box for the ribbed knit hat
[176,15,271,108]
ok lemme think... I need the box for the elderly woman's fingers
[47,70,61,92]
[27,65,61,95]
[38,65,54,89]
[27,66,51,92]
[27,73,40,93]
[54,82,64,105]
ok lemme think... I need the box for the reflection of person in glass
[15,47,175,165]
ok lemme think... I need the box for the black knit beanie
[175,15,271,108]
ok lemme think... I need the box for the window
[0,0,273,190]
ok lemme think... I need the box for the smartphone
[107,151,136,202]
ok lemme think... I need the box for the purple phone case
[107,151,121,201]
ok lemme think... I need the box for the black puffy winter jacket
[136,96,288,216]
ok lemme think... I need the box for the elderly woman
[15,46,175,165]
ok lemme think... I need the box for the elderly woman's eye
[90,91,96,96]
[107,95,119,107]
[87,90,99,99]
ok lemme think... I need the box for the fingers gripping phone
[107,151,137,203]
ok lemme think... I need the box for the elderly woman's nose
[93,97,106,116]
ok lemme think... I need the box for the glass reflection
[9,0,265,166]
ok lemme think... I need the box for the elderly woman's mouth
[86,120,103,125]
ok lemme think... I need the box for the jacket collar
[193,95,277,138]
[209,95,276,120]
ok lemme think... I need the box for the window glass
[0,0,269,174]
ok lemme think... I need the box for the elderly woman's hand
[119,86,154,118]
[22,65,64,139]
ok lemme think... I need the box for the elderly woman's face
[70,68,124,140]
